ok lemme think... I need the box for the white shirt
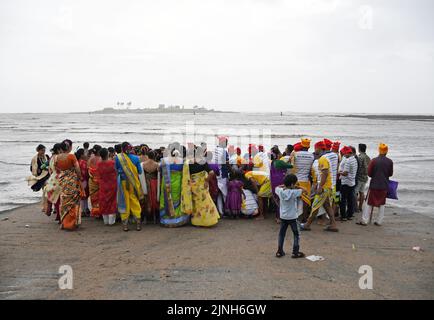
[293,151,314,182]
[340,156,358,187]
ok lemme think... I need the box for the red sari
[79,159,89,199]
[88,155,101,217]
[97,160,117,215]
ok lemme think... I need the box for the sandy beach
[0,204,433,300]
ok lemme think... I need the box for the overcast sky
[1,0,433,113]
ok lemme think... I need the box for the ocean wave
[395,158,434,164]
[396,187,434,194]
[0,160,28,166]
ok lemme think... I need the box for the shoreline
[0,203,433,299]
[2,200,432,219]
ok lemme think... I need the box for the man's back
[293,151,314,182]
[323,152,338,187]
[358,152,371,183]
[368,156,393,190]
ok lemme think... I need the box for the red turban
[332,141,341,152]
[323,138,333,150]
[314,141,326,150]
[293,142,303,152]
[341,146,352,155]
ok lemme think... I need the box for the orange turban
[301,138,311,148]
[379,143,388,155]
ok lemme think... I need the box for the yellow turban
[301,138,311,148]
[379,143,388,155]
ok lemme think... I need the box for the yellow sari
[117,153,144,222]
[190,171,219,227]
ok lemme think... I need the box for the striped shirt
[292,151,314,182]
[340,155,358,187]
[323,152,339,188]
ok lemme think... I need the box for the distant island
[84,104,235,114]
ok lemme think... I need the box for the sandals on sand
[123,225,129,232]
[291,252,305,259]
[136,223,142,231]
[275,251,285,258]
[300,223,311,231]
[356,222,367,226]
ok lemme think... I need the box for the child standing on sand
[275,174,306,258]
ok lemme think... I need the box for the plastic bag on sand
[306,255,325,262]
[412,246,422,252]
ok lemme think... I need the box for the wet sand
[0,204,433,300]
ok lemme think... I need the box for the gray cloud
[0,0,433,113]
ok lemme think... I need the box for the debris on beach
[25,224,30,228]
[1,217,9,221]
[412,246,423,252]
[352,244,356,251]
[306,255,325,262]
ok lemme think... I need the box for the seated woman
[240,173,259,217]
[188,146,219,227]
[225,169,244,219]
[244,170,272,220]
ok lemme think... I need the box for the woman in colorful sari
[116,142,145,231]
[88,145,102,217]
[27,144,50,213]
[97,148,117,226]
[142,150,160,224]
[56,140,83,231]
[76,148,90,217]
[188,146,219,227]
[44,143,62,221]
[28,144,50,193]
[159,144,191,227]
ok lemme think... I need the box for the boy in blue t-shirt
[275,174,306,258]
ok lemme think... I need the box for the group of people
[28,137,394,258]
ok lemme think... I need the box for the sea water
[0,112,433,217]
